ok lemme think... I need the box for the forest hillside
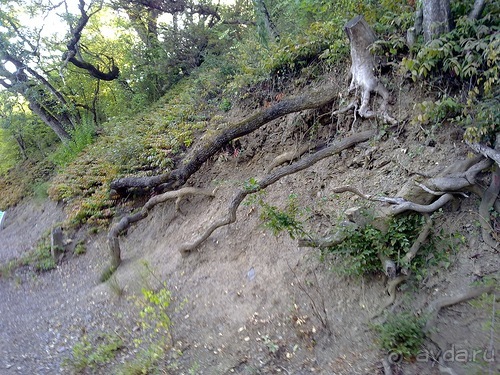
[0,1,498,374]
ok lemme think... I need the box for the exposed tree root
[265,143,312,174]
[478,164,500,250]
[178,130,377,254]
[297,222,355,248]
[381,357,393,375]
[110,84,342,197]
[402,214,432,266]
[424,284,496,375]
[298,155,493,283]
[467,136,500,166]
[371,275,408,320]
[107,187,216,269]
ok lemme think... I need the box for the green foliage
[138,286,172,337]
[50,119,96,168]
[243,177,261,192]
[48,79,212,227]
[260,193,306,240]
[413,96,463,129]
[373,311,426,359]
[100,266,117,283]
[0,127,18,175]
[123,262,173,374]
[406,226,462,282]
[328,213,425,276]
[74,242,86,256]
[65,332,123,372]
[117,344,165,375]
[402,12,500,143]
[21,233,57,272]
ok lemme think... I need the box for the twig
[287,261,331,334]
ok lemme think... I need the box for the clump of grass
[64,332,123,372]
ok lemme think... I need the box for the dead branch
[107,187,216,269]
[478,164,500,250]
[178,130,377,254]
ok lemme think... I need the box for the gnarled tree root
[478,164,500,250]
[371,275,408,320]
[110,84,342,196]
[107,187,216,270]
[265,143,312,174]
[424,284,496,375]
[178,130,377,254]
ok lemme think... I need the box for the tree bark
[469,0,487,20]
[422,0,451,42]
[344,16,395,124]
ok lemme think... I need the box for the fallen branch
[178,130,377,254]
[107,187,216,269]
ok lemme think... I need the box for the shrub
[373,311,426,360]
[327,213,425,276]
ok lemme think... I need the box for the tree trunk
[422,0,451,42]
[28,99,71,142]
[469,0,487,20]
[252,0,280,42]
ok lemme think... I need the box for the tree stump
[344,15,395,124]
